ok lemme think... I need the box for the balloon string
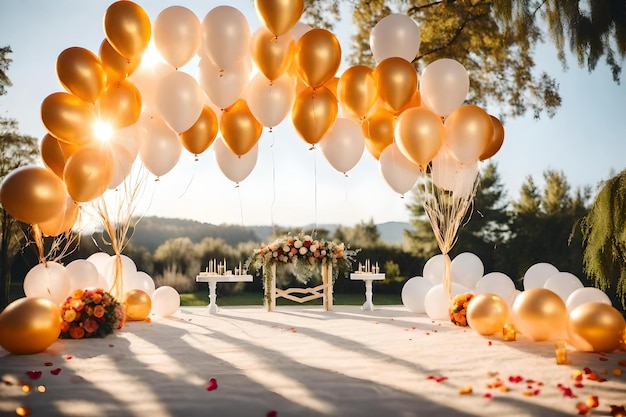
[313,149,318,235]
[177,157,198,199]
[270,129,276,234]
[238,185,245,227]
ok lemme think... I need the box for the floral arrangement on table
[59,288,126,339]
[449,292,474,327]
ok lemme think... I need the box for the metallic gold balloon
[512,288,567,341]
[56,47,107,103]
[255,0,304,37]
[41,92,97,145]
[40,134,68,178]
[0,166,67,225]
[220,99,263,156]
[466,293,510,336]
[38,198,79,237]
[337,65,378,120]
[99,39,141,84]
[362,106,395,160]
[97,80,142,129]
[63,144,113,203]
[104,1,151,59]
[0,297,61,355]
[124,289,152,321]
[251,26,295,81]
[180,105,218,156]
[394,107,443,167]
[480,115,505,160]
[295,28,341,88]
[291,86,338,145]
[568,302,626,352]
[444,105,493,164]
[374,57,417,113]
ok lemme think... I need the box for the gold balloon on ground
[512,288,567,341]
[0,297,61,355]
[466,293,510,336]
[568,302,626,352]
[124,289,152,321]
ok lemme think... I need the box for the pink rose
[83,318,99,334]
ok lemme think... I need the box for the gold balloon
[399,89,421,113]
[251,26,295,81]
[0,166,67,225]
[99,39,141,84]
[291,86,338,145]
[97,80,142,129]
[362,106,395,160]
[38,198,79,237]
[255,0,304,37]
[64,144,114,202]
[374,57,417,113]
[480,115,505,161]
[56,47,107,103]
[337,65,378,121]
[325,76,339,98]
[124,289,152,321]
[104,1,151,59]
[394,107,443,167]
[512,288,567,341]
[444,105,494,164]
[295,28,341,88]
[466,294,510,336]
[568,302,626,352]
[0,297,61,355]
[41,92,97,145]
[220,99,263,156]
[40,134,68,178]
[180,105,218,156]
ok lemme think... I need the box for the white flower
[273,252,278,258]
[304,235,312,241]
[299,247,308,255]
[282,245,290,253]
[294,240,303,249]
[337,243,345,251]
[310,244,318,253]
[321,250,327,256]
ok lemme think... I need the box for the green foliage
[0,45,12,96]
[579,170,626,306]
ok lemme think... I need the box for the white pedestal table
[349,273,385,311]
[196,274,253,313]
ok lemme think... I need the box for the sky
[1,0,625,230]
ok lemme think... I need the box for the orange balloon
[291,86,338,145]
[99,39,141,84]
[58,140,80,160]
[38,197,79,236]
[512,288,567,341]
[0,166,67,225]
[104,1,151,59]
[399,89,421,113]
[374,57,417,113]
[325,76,339,98]
[251,26,295,81]
[56,47,107,103]
[180,105,218,156]
[255,0,304,37]
[568,303,626,352]
[395,107,443,167]
[220,99,263,156]
[40,134,68,178]
[480,115,505,160]
[98,80,142,129]
[0,297,62,355]
[41,92,97,145]
[63,144,114,202]
[337,65,378,121]
[295,28,341,88]
[362,106,395,159]
[444,105,493,164]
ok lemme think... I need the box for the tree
[332,218,381,249]
[153,237,199,278]
[0,45,12,96]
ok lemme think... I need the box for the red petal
[576,402,590,415]
[50,368,62,376]
[206,378,218,391]
[267,412,277,417]
[44,362,53,367]
[25,371,42,380]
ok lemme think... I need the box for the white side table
[350,273,385,311]
[196,274,253,313]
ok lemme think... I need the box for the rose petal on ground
[50,368,62,376]
[576,402,590,415]
[206,378,218,391]
[25,371,42,380]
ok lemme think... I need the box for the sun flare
[93,120,113,142]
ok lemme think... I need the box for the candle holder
[555,340,568,365]
[502,323,516,341]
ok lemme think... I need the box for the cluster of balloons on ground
[402,253,626,352]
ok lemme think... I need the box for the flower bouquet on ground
[449,292,474,327]
[60,288,126,339]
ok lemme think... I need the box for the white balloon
[431,147,479,197]
[151,286,181,317]
[154,6,201,68]
[155,70,204,133]
[138,113,182,177]
[87,252,111,273]
[420,58,469,117]
[424,282,470,320]
[451,252,484,289]
[214,137,258,183]
[125,271,156,296]
[291,22,312,41]
[423,254,453,285]
[201,6,250,70]
[111,123,140,161]
[108,144,134,189]
[370,14,420,63]
[198,56,251,110]
[544,272,584,302]
[508,289,522,308]
[23,262,70,304]
[379,142,421,195]
[474,272,516,301]
[129,61,175,113]
[523,262,559,290]
[66,259,100,292]
[320,118,364,174]
[566,287,612,312]
[101,255,137,287]
[401,276,433,314]
[246,72,295,128]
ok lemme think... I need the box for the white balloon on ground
[369,14,420,63]
[420,58,469,117]
[201,5,250,71]
[66,259,100,291]
[566,287,612,312]
[125,271,156,296]
[523,262,559,290]
[23,262,70,304]
[101,255,138,287]
[214,137,258,183]
[198,56,251,110]
[96,274,110,291]
[154,6,201,68]
[544,272,584,302]
[138,113,182,177]
[424,282,470,320]
[508,289,522,308]
[423,254,455,285]
[319,118,364,174]
[87,252,111,274]
[151,286,181,317]
[401,276,433,314]
[474,272,516,301]
[246,72,295,128]
[155,70,204,133]
[451,252,484,289]
[379,142,421,195]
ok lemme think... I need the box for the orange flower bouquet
[449,292,474,327]
[60,288,126,339]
